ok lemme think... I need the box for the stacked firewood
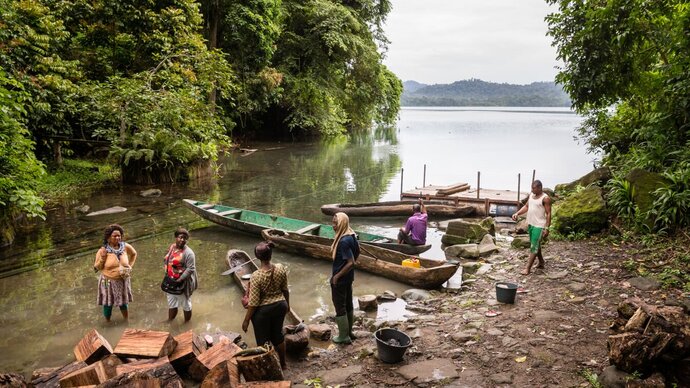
[607,297,690,385]
[25,328,291,387]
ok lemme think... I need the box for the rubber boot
[332,315,352,344]
[346,311,356,340]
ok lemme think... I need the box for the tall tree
[547,0,690,231]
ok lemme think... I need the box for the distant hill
[402,79,571,107]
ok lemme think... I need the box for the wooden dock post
[400,168,404,200]
[423,164,426,187]
[517,173,521,205]
[477,171,481,199]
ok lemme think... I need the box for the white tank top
[527,193,547,227]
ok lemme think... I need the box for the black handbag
[161,275,185,295]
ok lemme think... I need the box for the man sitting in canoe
[397,199,427,246]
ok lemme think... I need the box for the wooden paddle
[221,260,254,276]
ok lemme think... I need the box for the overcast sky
[382,0,561,85]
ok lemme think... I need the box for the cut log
[59,355,121,387]
[32,361,87,388]
[59,363,107,387]
[437,183,470,196]
[114,329,177,359]
[73,329,113,365]
[0,373,28,387]
[188,337,242,382]
[200,358,241,388]
[283,324,309,354]
[624,307,650,332]
[357,295,378,311]
[103,357,182,388]
[236,347,284,382]
[240,381,292,387]
[169,330,201,372]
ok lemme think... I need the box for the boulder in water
[86,206,127,217]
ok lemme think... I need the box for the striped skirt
[97,274,133,307]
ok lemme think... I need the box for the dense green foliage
[547,0,690,232]
[0,0,400,242]
[401,79,571,107]
[0,70,46,243]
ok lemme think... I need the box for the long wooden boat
[261,228,459,289]
[225,249,309,352]
[183,199,431,255]
[320,201,475,218]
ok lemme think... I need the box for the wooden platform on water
[401,183,528,216]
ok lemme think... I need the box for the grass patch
[580,368,602,388]
[37,159,119,206]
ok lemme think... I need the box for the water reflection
[0,107,591,374]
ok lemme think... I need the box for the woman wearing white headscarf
[329,212,360,344]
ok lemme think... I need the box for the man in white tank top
[511,180,552,275]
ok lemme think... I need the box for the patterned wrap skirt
[97,274,133,306]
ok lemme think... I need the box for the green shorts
[528,225,544,253]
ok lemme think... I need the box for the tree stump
[283,324,309,353]
[188,337,242,382]
[114,329,176,359]
[236,347,284,382]
[31,361,87,388]
[73,329,113,365]
[358,295,378,311]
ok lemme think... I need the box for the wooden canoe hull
[261,229,458,289]
[183,199,431,255]
[225,249,302,326]
[320,201,476,218]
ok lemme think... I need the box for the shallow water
[0,107,589,374]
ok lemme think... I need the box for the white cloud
[382,0,561,84]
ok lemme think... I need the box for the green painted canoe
[183,199,431,255]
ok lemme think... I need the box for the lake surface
[0,107,590,375]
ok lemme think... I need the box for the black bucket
[375,328,412,363]
[495,282,518,304]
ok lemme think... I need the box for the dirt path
[281,239,685,387]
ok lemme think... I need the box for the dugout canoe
[261,228,459,289]
[225,249,309,352]
[183,199,431,255]
[320,201,476,218]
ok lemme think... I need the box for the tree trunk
[236,348,284,382]
[52,141,62,167]
[284,324,310,354]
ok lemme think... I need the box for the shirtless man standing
[512,180,552,275]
